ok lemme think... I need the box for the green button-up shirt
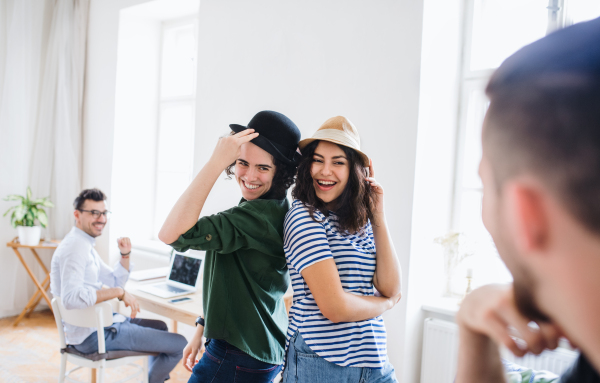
[169,197,290,364]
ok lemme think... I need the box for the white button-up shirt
[50,227,130,345]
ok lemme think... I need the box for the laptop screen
[168,253,202,287]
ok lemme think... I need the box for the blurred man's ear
[506,181,550,255]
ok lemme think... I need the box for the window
[153,18,198,239]
[110,8,198,257]
[452,0,600,284]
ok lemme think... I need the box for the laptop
[129,267,170,281]
[137,251,202,298]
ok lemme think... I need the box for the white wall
[193,0,424,375]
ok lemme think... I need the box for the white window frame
[150,16,198,242]
[450,0,572,250]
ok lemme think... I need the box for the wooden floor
[0,309,191,382]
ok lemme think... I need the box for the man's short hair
[483,17,600,234]
[73,188,107,211]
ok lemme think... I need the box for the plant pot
[17,226,41,246]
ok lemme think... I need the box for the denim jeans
[187,339,282,383]
[73,317,187,383]
[282,330,398,383]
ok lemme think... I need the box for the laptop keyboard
[164,285,187,293]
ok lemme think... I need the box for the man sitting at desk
[50,188,187,383]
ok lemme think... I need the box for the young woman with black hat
[282,116,402,382]
[158,111,301,383]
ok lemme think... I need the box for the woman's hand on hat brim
[210,129,259,169]
[367,159,385,219]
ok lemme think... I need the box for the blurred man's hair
[483,17,600,234]
[73,188,107,211]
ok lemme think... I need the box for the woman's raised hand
[210,129,259,169]
[366,159,385,216]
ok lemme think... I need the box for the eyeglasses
[78,209,112,220]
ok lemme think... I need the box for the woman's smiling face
[235,142,275,200]
[310,141,350,204]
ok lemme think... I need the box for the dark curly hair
[292,140,376,234]
[224,132,296,198]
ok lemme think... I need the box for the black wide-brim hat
[230,110,302,166]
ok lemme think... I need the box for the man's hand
[121,290,140,319]
[182,324,206,372]
[117,237,132,255]
[455,284,563,383]
[457,284,561,357]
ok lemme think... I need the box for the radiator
[420,318,578,383]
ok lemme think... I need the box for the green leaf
[10,211,19,228]
[3,205,17,217]
[24,211,34,226]
[3,188,53,227]
[32,197,54,208]
[38,209,48,227]
[3,194,24,202]
[14,206,26,222]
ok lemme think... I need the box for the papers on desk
[129,267,169,281]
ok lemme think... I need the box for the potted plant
[3,187,54,246]
[434,232,472,297]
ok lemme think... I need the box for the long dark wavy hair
[292,140,376,234]
[224,132,296,198]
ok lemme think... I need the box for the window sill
[422,296,576,351]
[133,239,172,257]
[422,296,461,319]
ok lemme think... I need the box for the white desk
[127,278,293,331]
[126,278,202,329]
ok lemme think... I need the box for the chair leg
[58,354,67,383]
[98,360,106,383]
[91,368,96,383]
[143,356,149,383]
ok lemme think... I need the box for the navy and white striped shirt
[283,200,387,368]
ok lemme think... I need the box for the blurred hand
[117,237,131,255]
[456,284,562,357]
[210,129,259,169]
[121,290,140,319]
[183,324,206,372]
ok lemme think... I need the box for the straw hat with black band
[299,116,370,167]
[230,110,302,166]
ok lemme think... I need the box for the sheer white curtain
[0,0,89,316]
[29,0,89,240]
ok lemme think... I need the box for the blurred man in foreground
[455,17,600,383]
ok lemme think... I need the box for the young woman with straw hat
[159,110,301,383]
[282,116,402,382]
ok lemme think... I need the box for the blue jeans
[188,339,281,383]
[73,317,187,383]
[282,330,398,383]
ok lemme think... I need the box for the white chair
[51,297,158,383]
